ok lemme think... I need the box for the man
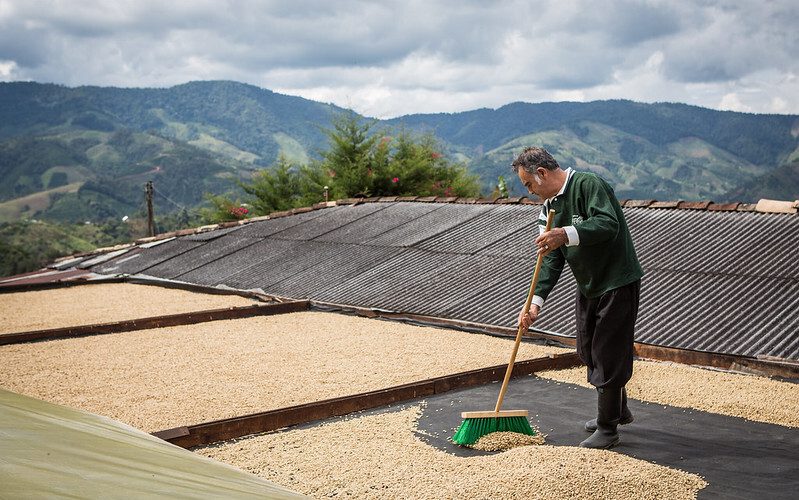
[512,147,643,449]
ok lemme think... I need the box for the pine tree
[321,112,378,198]
[240,155,301,214]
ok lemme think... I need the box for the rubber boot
[585,387,633,432]
[579,387,621,449]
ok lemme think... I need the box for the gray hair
[511,147,560,174]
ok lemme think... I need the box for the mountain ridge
[1,80,797,226]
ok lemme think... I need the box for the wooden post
[145,181,155,237]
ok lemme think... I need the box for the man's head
[511,147,565,200]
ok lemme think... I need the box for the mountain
[0,81,345,223]
[385,101,799,200]
[1,81,797,226]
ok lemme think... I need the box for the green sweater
[535,171,643,301]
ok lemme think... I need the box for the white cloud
[718,93,752,113]
[0,0,797,116]
[0,59,17,79]
[770,97,788,114]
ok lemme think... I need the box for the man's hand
[536,227,568,257]
[518,304,541,334]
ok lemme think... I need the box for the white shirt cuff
[532,295,545,308]
[564,225,580,246]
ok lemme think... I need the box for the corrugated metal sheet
[398,254,526,317]
[0,268,96,288]
[175,239,301,286]
[267,203,388,241]
[183,226,241,241]
[93,239,203,275]
[223,241,354,290]
[49,256,90,270]
[315,203,443,244]
[437,264,580,334]
[88,201,799,360]
[263,244,404,298]
[234,207,344,238]
[476,210,541,257]
[143,234,263,280]
[629,209,799,279]
[313,248,458,310]
[634,270,799,359]
[368,204,494,247]
[77,248,132,269]
[415,205,537,255]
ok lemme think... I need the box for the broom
[452,209,555,446]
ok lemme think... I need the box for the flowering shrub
[229,206,249,219]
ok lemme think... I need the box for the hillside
[0,128,247,223]
[0,81,354,223]
[1,81,798,226]
[386,100,799,200]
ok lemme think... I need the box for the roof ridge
[331,196,798,214]
[59,196,796,262]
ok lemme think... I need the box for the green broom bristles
[451,416,536,446]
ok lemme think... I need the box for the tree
[240,155,301,214]
[201,112,483,224]
[321,112,378,198]
[200,194,249,223]
[320,114,481,199]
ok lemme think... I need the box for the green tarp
[0,389,304,499]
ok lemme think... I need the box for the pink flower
[392,177,399,183]
[229,206,249,219]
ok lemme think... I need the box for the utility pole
[145,181,155,237]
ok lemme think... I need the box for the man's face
[517,167,549,199]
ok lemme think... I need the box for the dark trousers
[575,280,640,389]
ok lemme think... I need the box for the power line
[151,185,189,211]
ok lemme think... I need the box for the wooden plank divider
[152,352,582,448]
[0,300,310,345]
[311,301,799,380]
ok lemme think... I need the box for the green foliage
[0,221,95,278]
[218,114,482,221]
[0,137,85,201]
[0,126,242,224]
[47,172,69,189]
[2,81,797,210]
[2,82,798,273]
[491,175,509,198]
[0,81,343,166]
[0,208,204,278]
[240,156,303,214]
[200,193,249,224]
[297,162,332,206]
[724,161,799,203]
[321,113,379,198]
[321,113,481,199]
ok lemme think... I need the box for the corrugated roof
[83,199,798,361]
[315,202,443,244]
[415,204,536,255]
[368,203,494,247]
[94,239,204,275]
[265,203,388,240]
[143,234,263,279]
[175,238,301,286]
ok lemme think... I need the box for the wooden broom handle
[494,209,555,413]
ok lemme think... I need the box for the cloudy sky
[1,0,797,118]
